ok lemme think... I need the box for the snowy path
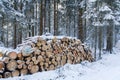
[1,50,120,80]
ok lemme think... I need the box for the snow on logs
[0,36,94,78]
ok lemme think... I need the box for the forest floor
[0,40,120,80]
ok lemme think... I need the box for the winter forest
[0,0,120,59]
[0,0,120,79]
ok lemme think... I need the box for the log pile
[0,36,93,78]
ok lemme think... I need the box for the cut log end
[30,65,39,74]
[12,70,19,77]
[8,52,17,59]
[4,72,11,78]
[20,69,28,76]
[6,60,17,71]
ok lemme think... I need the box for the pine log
[17,53,23,60]
[25,57,31,62]
[26,60,30,65]
[37,55,44,62]
[30,65,39,74]
[6,60,17,71]
[39,62,44,66]
[61,37,69,43]
[67,60,73,64]
[20,69,28,76]
[29,61,34,66]
[4,72,11,78]
[44,62,49,69]
[8,52,17,59]
[45,58,49,63]
[34,60,39,65]
[42,45,49,51]
[36,42,41,47]
[32,56,36,62]
[3,57,10,64]
[41,52,45,56]
[17,64,23,69]
[61,55,66,66]
[17,60,24,65]
[33,49,41,55]
[12,70,19,77]
[41,40,47,46]
[67,52,73,64]
[0,75,2,78]
[46,52,53,58]
[28,64,32,70]
[0,52,3,58]
[23,64,27,69]
[48,61,52,65]
[0,61,4,72]
[56,55,61,61]
[61,59,66,66]
[49,64,55,70]
[51,58,56,64]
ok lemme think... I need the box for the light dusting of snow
[92,21,103,26]
[89,0,96,3]
[104,14,115,20]
[114,20,120,25]
[99,5,112,12]
[14,11,24,17]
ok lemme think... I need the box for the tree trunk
[54,0,58,35]
[78,7,84,42]
[98,26,102,59]
[39,0,43,35]
[48,0,51,33]
[94,26,97,60]
[13,18,17,49]
[106,21,113,53]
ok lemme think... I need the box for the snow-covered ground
[0,47,120,80]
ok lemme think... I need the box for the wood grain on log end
[8,52,17,59]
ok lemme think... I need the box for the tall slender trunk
[39,0,43,35]
[48,0,51,33]
[14,18,17,49]
[106,21,113,53]
[94,26,97,60]
[54,0,58,35]
[78,7,84,42]
[1,15,4,44]
[43,0,46,33]
[98,26,102,59]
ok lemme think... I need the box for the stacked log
[0,36,94,78]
